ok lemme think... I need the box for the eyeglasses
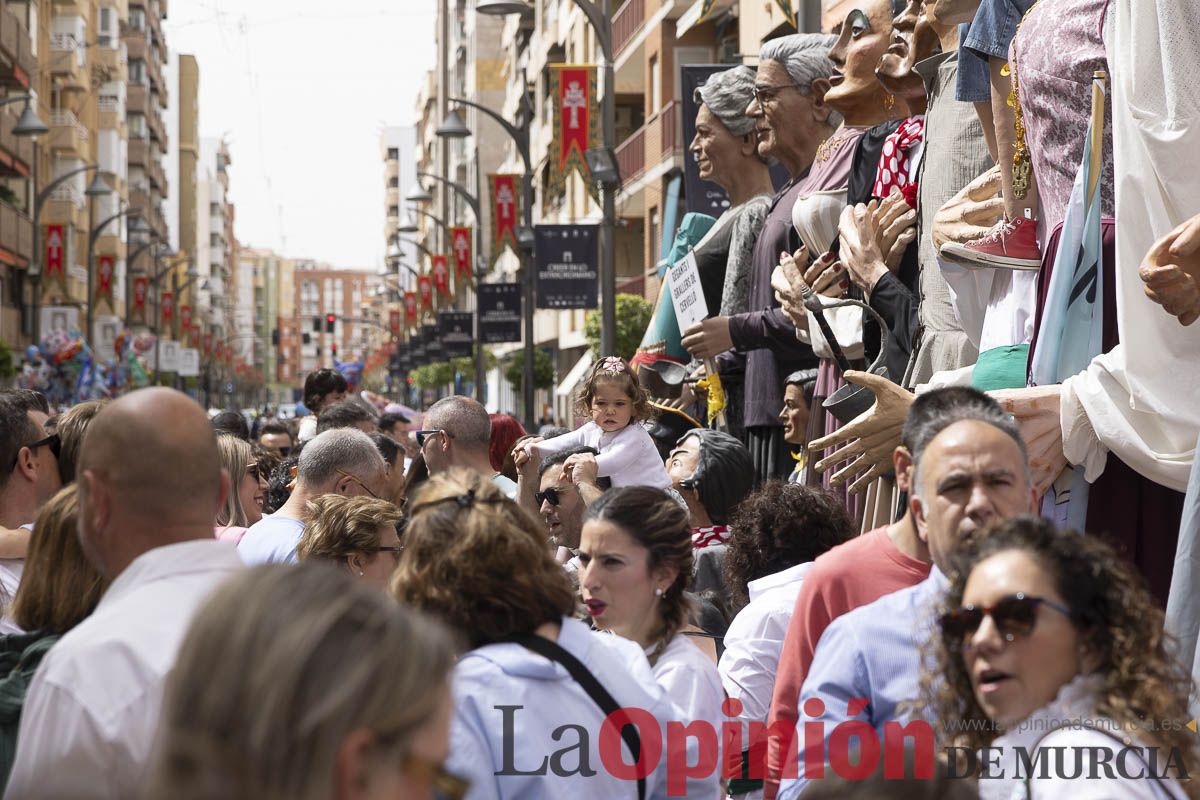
[9,432,60,472]
[940,592,1072,645]
[245,462,262,482]
[415,429,452,448]
[534,485,575,507]
[335,467,379,499]
[752,82,806,107]
[401,752,470,800]
[364,544,402,562]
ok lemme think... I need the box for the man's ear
[739,132,758,158]
[909,493,929,544]
[809,78,834,124]
[893,447,913,494]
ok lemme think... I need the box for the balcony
[147,155,167,194]
[0,8,35,88]
[614,0,647,58]
[48,34,88,91]
[127,136,148,166]
[49,111,90,159]
[0,203,33,266]
[147,107,167,148]
[615,124,646,188]
[0,106,33,177]
[615,100,684,212]
[127,82,148,112]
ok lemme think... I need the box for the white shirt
[0,523,31,635]
[236,514,306,565]
[651,633,725,742]
[448,616,721,798]
[5,539,244,800]
[534,422,672,490]
[719,562,813,729]
[297,415,317,443]
[492,473,519,499]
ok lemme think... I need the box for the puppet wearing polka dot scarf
[873,115,926,207]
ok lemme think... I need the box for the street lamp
[438,89,538,429]
[412,207,451,239]
[405,182,434,205]
[475,0,618,359]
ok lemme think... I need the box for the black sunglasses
[9,433,60,471]
[534,485,575,507]
[415,429,453,448]
[940,592,1072,644]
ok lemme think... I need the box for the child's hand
[561,453,600,489]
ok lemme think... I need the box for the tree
[504,348,555,391]
[584,293,653,360]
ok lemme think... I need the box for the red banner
[432,255,450,296]
[556,65,593,170]
[180,304,192,333]
[203,331,213,356]
[189,324,201,349]
[44,225,65,284]
[418,275,433,310]
[161,291,174,326]
[389,308,401,334]
[450,226,473,281]
[132,276,149,322]
[489,173,521,267]
[96,255,115,306]
[403,292,417,326]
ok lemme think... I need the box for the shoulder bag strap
[499,633,646,800]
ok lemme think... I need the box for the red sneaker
[940,216,1042,270]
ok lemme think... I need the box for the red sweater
[762,525,930,798]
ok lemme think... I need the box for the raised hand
[1139,213,1200,326]
[839,202,890,293]
[681,316,734,360]
[931,165,1005,250]
[808,370,914,494]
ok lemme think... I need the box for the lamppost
[437,88,538,429]
[124,217,157,323]
[85,192,139,347]
[411,207,451,241]
[148,247,194,385]
[4,97,48,341]
[476,0,619,358]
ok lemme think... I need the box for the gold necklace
[815,126,853,165]
[1003,1,1041,200]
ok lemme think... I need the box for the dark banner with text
[438,312,474,358]
[478,283,522,343]
[534,224,598,310]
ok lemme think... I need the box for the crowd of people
[0,0,1196,797]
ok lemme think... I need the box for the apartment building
[195,136,231,338]
[0,2,37,346]
[125,0,169,246]
[381,124,417,290]
[278,263,379,387]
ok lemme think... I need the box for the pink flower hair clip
[596,356,626,374]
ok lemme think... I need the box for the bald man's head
[78,388,224,549]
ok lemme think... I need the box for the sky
[163,0,438,270]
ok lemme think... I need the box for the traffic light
[271,328,280,347]
[312,317,321,333]
[325,313,336,333]
[331,343,338,359]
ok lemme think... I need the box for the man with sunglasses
[0,390,62,633]
[418,396,518,499]
[776,388,1038,799]
[258,420,294,459]
[238,428,387,565]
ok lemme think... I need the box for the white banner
[179,348,200,377]
[161,340,180,373]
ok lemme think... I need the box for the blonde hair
[144,563,455,800]
[10,484,107,634]
[215,434,256,527]
[296,495,403,569]
[391,468,576,648]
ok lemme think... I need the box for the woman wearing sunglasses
[214,434,268,545]
[145,563,462,800]
[296,495,404,591]
[925,516,1195,798]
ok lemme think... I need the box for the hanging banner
[179,348,200,377]
[189,324,201,349]
[132,276,149,323]
[421,323,443,362]
[417,275,433,310]
[44,225,66,287]
[438,311,474,358]
[161,340,180,373]
[203,331,213,357]
[478,283,522,343]
[161,291,174,328]
[534,224,599,309]
[95,255,115,308]
[179,304,192,335]
[488,173,521,267]
[403,291,418,328]
[548,64,599,198]
[450,226,473,282]
[389,308,401,335]
[432,255,451,297]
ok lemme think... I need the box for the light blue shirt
[778,568,948,798]
[236,515,305,565]
[449,616,721,799]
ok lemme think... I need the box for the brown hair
[10,484,107,634]
[583,486,693,665]
[47,399,106,485]
[573,357,654,423]
[144,563,455,800]
[296,495,403,567]
[922,516,1199,793]
[215,434,258,528]
[390,468,575,648]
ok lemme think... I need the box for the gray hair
[694,65,758,137]
[425,395,491,449]
[759,33,839,94]
[904,387,1030,501]
[297,428,386,490]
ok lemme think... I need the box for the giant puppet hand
[681,317,734,360]
[809,370,915,494]
[1139,213,1200,326]
[874,191,919,271]
[839,198,916,295]
[990,384,1068,496]
[771,247,846,332]
[931,165,1005,250]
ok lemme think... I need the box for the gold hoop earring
[883,92,896,111]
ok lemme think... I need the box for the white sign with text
[666,249,708,331]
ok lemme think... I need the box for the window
[649,55,661,114]
[129,59,147,85]
[387,147,399,159]
[387,205,399,218]
[649,207,659,264]
[98,7,117,48]
[129,7,146,30]
[127,113,147,139]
